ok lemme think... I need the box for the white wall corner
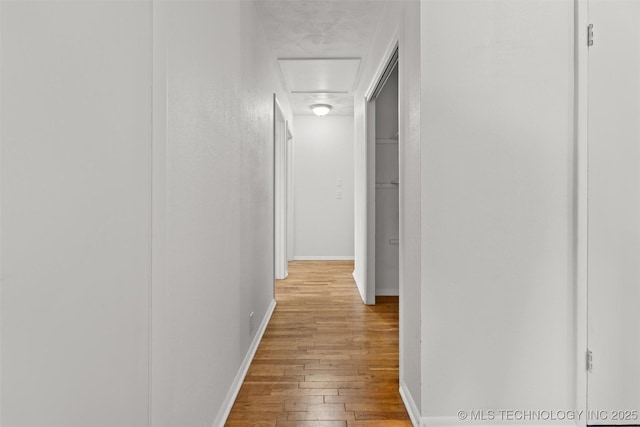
[400,381,421,427]
[375,287,399,296]
[212,299,277,427]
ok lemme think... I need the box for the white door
[587,1,640,422]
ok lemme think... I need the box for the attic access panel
[278,58,361,94]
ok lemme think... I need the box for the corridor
[3,1,639,425]
[226,261,411,427]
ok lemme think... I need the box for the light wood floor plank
[225,261,411,426]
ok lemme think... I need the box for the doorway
[373,64,399,297]
[365,46,400,303]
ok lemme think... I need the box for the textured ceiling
[254,0,386,116]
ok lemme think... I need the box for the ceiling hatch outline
[278,58,362,94]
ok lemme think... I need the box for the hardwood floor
[225,260,412,427]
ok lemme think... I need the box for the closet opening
[367,46,399,302]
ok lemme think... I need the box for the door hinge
[587,349,593,372]
[588,24,594,47]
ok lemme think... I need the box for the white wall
[420,0,575,422]
[1,2,152,425]
[399,1,423,419]
[293,115,354,259]
[152,2,291,426]
[353,0,423,421]
[1,1,291,426]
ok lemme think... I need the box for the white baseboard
[396,395,582,427]
[212,299,277,427]
[352,271,366,304]
[293,256,355,261]
[400,381,420,427]
[420,416,578,427]
[376,287,399,296]
[421,416,467,427]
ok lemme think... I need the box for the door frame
[361,39,399,306]
[273,95,288,281]
[286,122,294,262]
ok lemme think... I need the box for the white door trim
[274,95,288,280]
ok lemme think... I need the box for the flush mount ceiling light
[310,104,332,116]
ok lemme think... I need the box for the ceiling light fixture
[310,104,332,116]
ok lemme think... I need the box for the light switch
[336,190,342,199]
[336,178,343,187]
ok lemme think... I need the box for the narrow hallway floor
[225,260,412,427]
